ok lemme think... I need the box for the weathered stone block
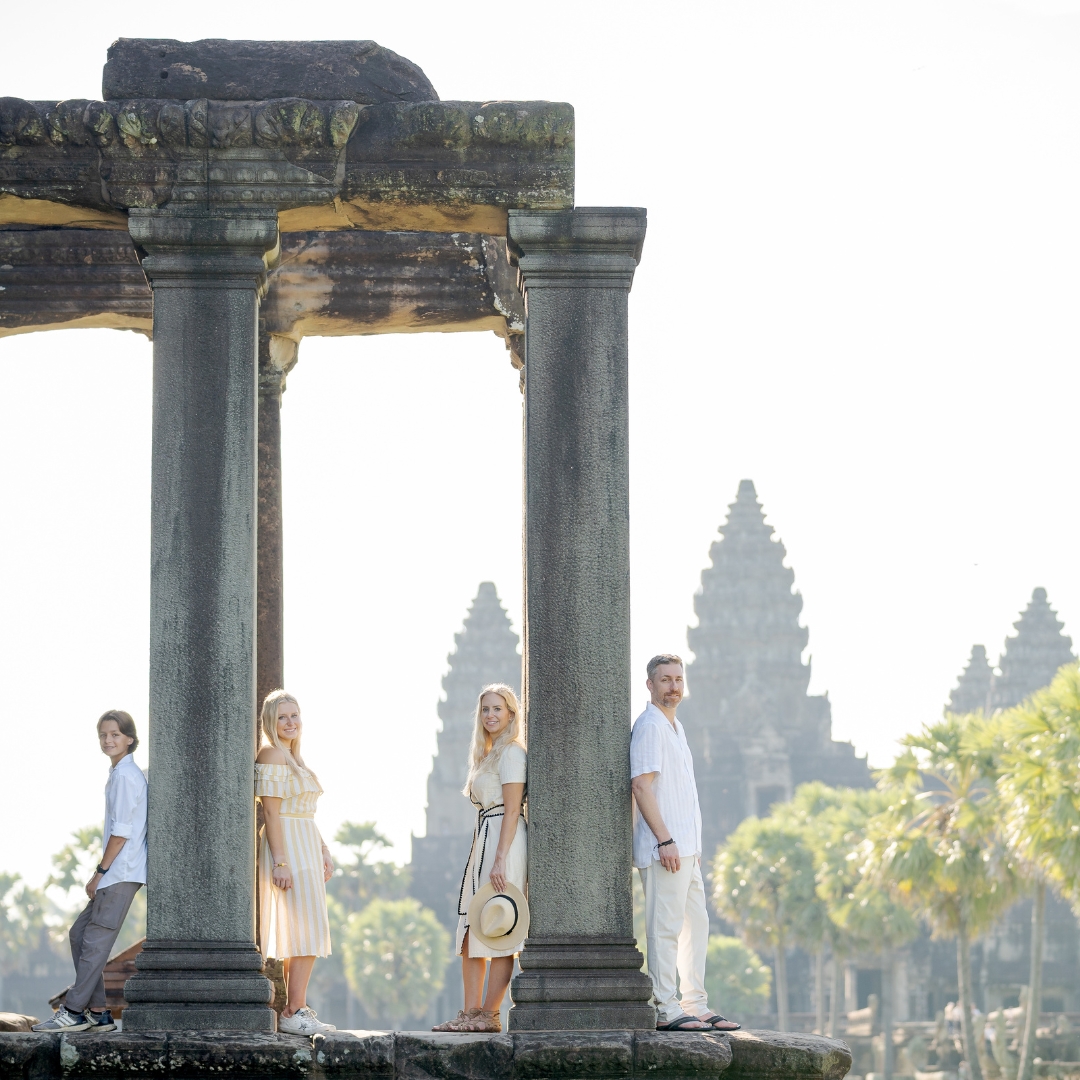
[102,39,437,105]
[512,1031,633,1078]
[314,1031,395,1076]
[166,1032,313,1076]
[0,1031,61,1080]
[59,1030,169,1075]
[632,1031,733,1078]
[394,1032,514,1080]
[315,1028,395,1071]
[0,1029,850,1080]
[725,1031,852,1080]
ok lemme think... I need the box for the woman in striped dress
[432,684,527,1033]
[256,689,335,1035]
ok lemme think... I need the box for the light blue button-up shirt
[99,753,148,889]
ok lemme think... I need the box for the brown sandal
[432,1008,483,1032]
[465,1009,501,1033]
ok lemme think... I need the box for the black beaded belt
[457,802,504,917]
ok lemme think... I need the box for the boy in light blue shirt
[34,710,147,1033]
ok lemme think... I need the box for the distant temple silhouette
[950,588,1075,715]
[680,479,872,861]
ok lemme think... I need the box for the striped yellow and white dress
[256,763,332,959]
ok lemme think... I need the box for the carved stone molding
[0,98,574,232]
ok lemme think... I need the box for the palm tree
[996,663,1080,1080]
[871,713,1018,1080]
[781,783,852,1037]
[713,814,817,1031]
[809,785,919,1079]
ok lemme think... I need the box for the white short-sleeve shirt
[630,702,702,869]
[99,753,148,889]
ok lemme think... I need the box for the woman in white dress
[433,683,526,1033]
[256,689,336,1036]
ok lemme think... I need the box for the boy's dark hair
[97,709,138,754]
[647,654,684,681]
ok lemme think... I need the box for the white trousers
[639,857,710,1024]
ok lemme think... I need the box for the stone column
[257,332,298,711]
[506,207,653,1031]
[123,208,279,1032]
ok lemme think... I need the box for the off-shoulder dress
[256,762,332,959]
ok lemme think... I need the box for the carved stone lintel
[0,227,525,342]
[0,97,574,232]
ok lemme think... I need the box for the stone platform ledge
[0,1028,851,1080]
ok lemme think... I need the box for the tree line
[714,661,1080,1080]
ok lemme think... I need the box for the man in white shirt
[34,710,147,1033]
[630,654,740,1032]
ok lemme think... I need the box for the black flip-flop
[656,1015,712,1031]
[699,1014,741,1031]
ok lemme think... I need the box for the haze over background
[3,0,1079,886]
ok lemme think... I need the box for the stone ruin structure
[0,37,656,1034]
[679,479,872,866]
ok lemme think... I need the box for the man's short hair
[97,709,138,755]
[647,654,684,681]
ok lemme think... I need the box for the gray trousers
[66,881,142,1014]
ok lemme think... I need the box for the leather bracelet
[96,863,109,875]
[657,839,676,849]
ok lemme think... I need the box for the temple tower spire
[947,645,994,715]
[991,588,1075,710]
[680,480,870,867]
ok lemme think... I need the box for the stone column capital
[507,207,647,291]
[258,333,299,400]
[128,208,280,294]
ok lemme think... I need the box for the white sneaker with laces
[278,1007,336,1035]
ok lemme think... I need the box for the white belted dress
[455,743,527,959]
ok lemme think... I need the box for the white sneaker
[278,1007,336,1035]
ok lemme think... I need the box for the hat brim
[465,880,530,954]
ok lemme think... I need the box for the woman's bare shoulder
[256,746,288,765]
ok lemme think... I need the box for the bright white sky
[3,0,1080,886]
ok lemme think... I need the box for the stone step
[0,1027,851,1080]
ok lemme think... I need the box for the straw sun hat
[466,881,530,954]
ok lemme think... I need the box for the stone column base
[122,941,275,1032]
[508,938,655,1031]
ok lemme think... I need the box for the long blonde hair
[463,683,524,794]
[260,689,316,780]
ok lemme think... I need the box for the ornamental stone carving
[0,96,574,231]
